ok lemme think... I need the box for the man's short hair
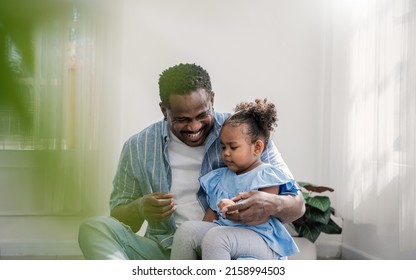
[158,63,212,107]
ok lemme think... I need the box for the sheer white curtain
[34,8,100,213]
[0,4,120,215]
[326,0,416,256]
[33,5,120,214]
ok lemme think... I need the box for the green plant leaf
[297,181,309,188]
[293,181,343,243]
[293,221,322,243]
[319,218,343,235]
[306,195,330,212]
[301,190,310,200]
[303,184,334,193]
[297,181,334,193]
[304,207,330,224]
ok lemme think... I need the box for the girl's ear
[254,139,265,155]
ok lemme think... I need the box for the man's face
[161,89,215,147]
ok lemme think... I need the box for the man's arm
[224,190,305,225]
[111,192,176,233]
[111,199,144,233]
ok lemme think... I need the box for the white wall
[118,0,327,184]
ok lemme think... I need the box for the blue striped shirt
[110,110,297,249]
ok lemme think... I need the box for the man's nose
[186,119,202,131]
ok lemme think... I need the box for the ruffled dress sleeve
[249,164,298,195]
[199,167,230,212]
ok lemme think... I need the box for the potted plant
[291,182,342,243]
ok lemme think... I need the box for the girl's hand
[218,198,237,218]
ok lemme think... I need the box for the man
[78,63,305,259]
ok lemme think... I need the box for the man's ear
[210,91,215,106]
[254,139,265,155]
[159,102,168,120]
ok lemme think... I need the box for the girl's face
[220,123,264,175]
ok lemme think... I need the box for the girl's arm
[203,207,218,222]
[258,185,279,195]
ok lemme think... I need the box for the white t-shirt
[168,131,205,227]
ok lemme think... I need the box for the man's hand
[223,190,272,225]
[224,189,305,225]
[111,192,177,232]
[138,192,176,223]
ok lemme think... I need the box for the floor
[2,255,341,260]
[0,255,84,260]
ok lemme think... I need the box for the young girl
[170,98,299,260]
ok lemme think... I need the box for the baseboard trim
[341,243,379,260]
[0,240,82,259]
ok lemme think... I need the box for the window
[0,4,119,215]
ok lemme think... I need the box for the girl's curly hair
[224,98,278,146]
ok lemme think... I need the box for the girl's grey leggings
[170,220,279,260]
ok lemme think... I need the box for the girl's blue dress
[199,163,300,257]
